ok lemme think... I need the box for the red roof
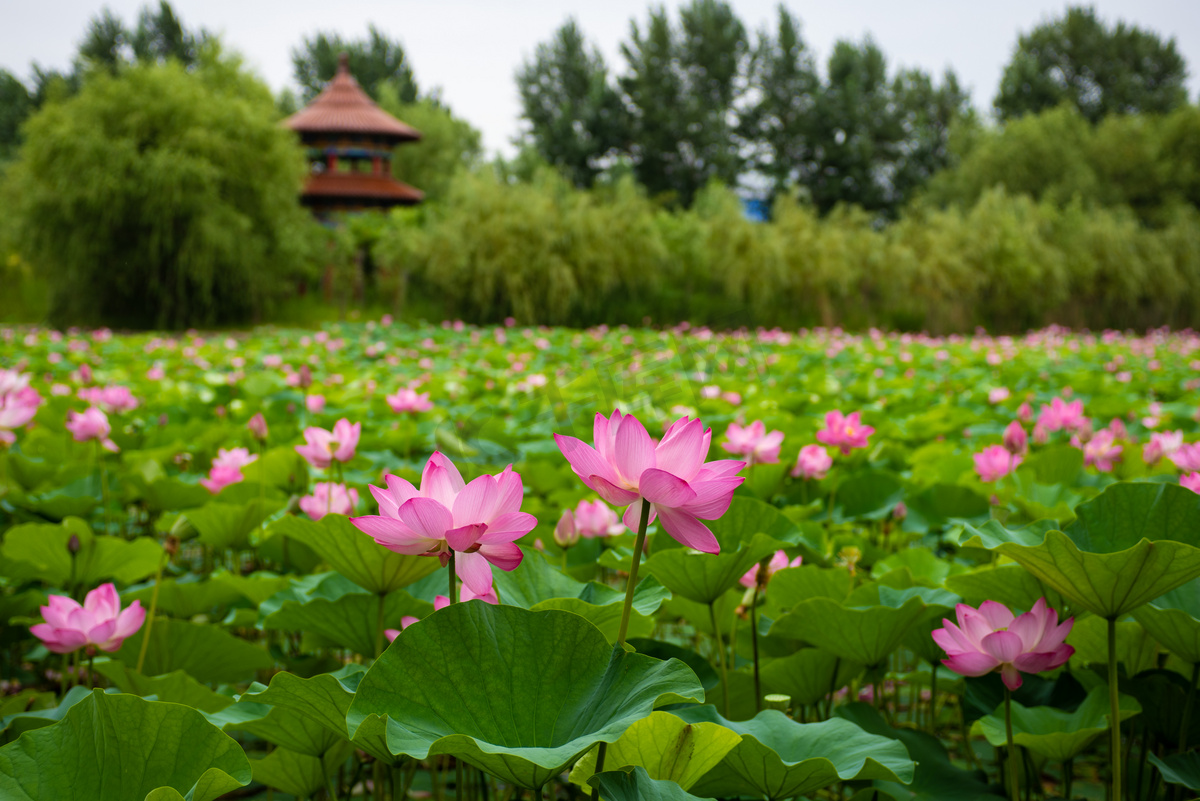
[301,172,424,205]
[285,54,421,143]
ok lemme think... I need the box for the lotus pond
[2,321,1200,801]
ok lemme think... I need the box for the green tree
[0,70,33,162]
[77,9,129,73]
[292,25,418,103]
[377,85,483,201]
[995,6,1188,123]
[5,48,308,328]
[619,0,748,206]
[131,0,208,67]
[515,18,627,187]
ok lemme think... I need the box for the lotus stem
[1005,687,1019,801]
[751,564,766,713]
[375,591,386,658]
[96,440,111,536]
[1063,757,1073,800]
[1108,616,1122,801]
[136,546,169,674]
[449,551,458,604]
[1179,661,1199,754]
[710,601,730,718]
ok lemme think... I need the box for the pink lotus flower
[1017,402,1034,422]
[1002,421,1028,455]
[30,583,145,654]
[391,584,501,636]
[933,599,1073,690]
[573,499,624,538]
[988,388,1010,404]
[0,373,42,445]
[247,412,269,442]
[351,452,535,595]
[974,445,1022,482]
[1037,397,1087,433]
[66,407,118,452]
[299,482,360,520]
[295,418,361,469]
[722,420,784,465]
[77,385,139,413]
[554,411,745,553]
[1182,473,1200,494]
[1168,442,1200,472]
[387,388,433,414]
[1144,430,1183,465]
[305,394,326,414]
[200,447,258,493]
[1074,429,1122,472]
[815,410,874,454]
[739,550,802,589]
[791,444,833,480]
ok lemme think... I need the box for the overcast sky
[4,0,1199,156]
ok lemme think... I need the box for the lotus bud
[553,510,579,549]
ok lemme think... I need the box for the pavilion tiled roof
[301,172,424,205]
[285,54,421,143]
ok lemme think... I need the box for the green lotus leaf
[769,596,929,668]
[347,602,704,789]
[1,517,163,587]
[833,471,905,522]
[531,597,654,643]
[1120,669,1200,749]
[0,686,94,743]
[1132,579,1200,663]
[676,706,914,800]
[760,649,865,708]
[219,698,344,756]
[626,639,720,692]
[185,499,281,551]
[970,685,1141,762]
[114,617,273,684]
[569,711,741,790]
[1067,616,1160,675]
[961,483,1200,618]
[902,484,990,531]
[1149,751,1200,792]
[494,549,669,615]
[236,666,378,755]
[250,741,354,799]
[260,581,430,656]
[90,663,233,713]
[944,564,1067,616]
[268,513,438,594]
[765,565,853,611]
[0,690,251,801]
[873,548,968,588]
[138,477,211,514]
[588,766,705,801]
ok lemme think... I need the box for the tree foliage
[5,51,308,329]
[995,5,1188,123]
[291,25,418,103]
[377,86,483,202]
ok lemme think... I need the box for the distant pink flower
[1037,397,1087,433]
[974,445,1022,482]
[295,418,360,470]
[1003,421,1028,455]
[30,583,145,654]
[1144,431,1183,465]
[933,599,1073,691]
[66,407,118,452]
[573,499,624,538]
[988,388,1010,404]
[739,550,802,589]
[816,410,875,455]
[146,365,165,381]
[1074,429,1122,472]
[1017,402,1034,422]
[554,411,745,553]
[0,373,42,445]
[200,447,258,493]
[305,394,326,414]
[1182,473,1200,494]
[554,509,581,548]
[351,452,535,595]
[299,482,360,520]
[722,420,784,465]
[387,388,433,414]
[1168,442,1200,472]
[791,444,833,480]
[247,413,269,442]
[77,385,139,413]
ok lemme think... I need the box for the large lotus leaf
[113,618,273,684]
[494,549,669,615]
[944,565,1067,617]
[10,477,99,520]
[873,548,968,588]
[903,484,990,531]
[961,483,1200,618]
[236,667,370,752]
[760,649,865,708]
[346,602,704,789]
[765,565,853,611]
[676,706,914,800]
[139,477,211,513]
[532,597,655,643]
[1149,751,1200,792]
[269,513,438,594]
[217,699,344,757]
[1067,616,1160,675]
[971,685,1140,762]
[0,686,94,743]
[588,767,705,801]
[769,596,929,668]
[569,711,742,790]
[185,499,282,551]
[250,741,353,799]
[261,585,430,656]
[91,662,233,713]
[1,517,162,587]
[0,690,251,801]
[833,471,905,522]
[626,639,720,692]
[1132,579,1200,663]
[123,572,289,619]
[1120,669,1200,749]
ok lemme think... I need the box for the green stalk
[136,547,169,674]
[1005,688,1019,801]
[1063,758,1073,801]
[1179,661,1199,754]
[591,499,652,801]
[449,551,458,604]
[96,440,111,536]
[710,601,730,718]
[1108,616,1123,801]
[375,592,387,658]
[751,571,765,713]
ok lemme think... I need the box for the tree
[377,85,483,201]
[515,18,627,188]
[131,0,208,66]
[0,71,33,162]
[77,9,129,73]
[995,6,1188,123]
[292,25,417,103]
[5,49,308,328]
[618,0,749,206]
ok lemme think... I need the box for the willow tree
[7,49,308,329]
